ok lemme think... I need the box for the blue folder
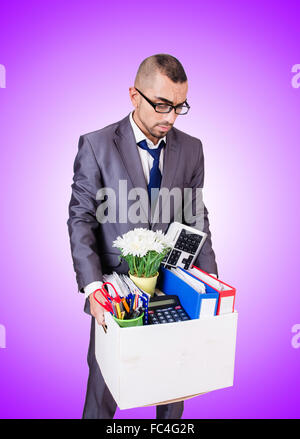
[158,266,219,319]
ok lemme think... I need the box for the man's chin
[155,126,172,136]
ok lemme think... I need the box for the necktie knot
[137,139,165,162]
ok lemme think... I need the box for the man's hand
[89,290,107,326]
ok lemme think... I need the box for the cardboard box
[95,310,238,410]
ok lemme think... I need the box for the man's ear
[129,86,139,109]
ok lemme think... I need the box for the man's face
[130,72,188,144]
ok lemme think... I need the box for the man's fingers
[90,292,107,325]
[93,290,107,306]
[95,311,106,326]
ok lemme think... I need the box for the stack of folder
[188,266,236,315]
[158,265,236,319]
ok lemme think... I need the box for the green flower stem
[133,256,138,276]
[119,246,171,278]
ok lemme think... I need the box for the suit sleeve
[183,140,218,276]
[67,135,104,293]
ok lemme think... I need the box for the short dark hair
[135,54,187,86]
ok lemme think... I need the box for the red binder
[189,265,236,315]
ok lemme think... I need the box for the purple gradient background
[0,0,300,419]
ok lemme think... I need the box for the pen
[134,293,138,310]
[130,296,134,312]
[121,298,130,313]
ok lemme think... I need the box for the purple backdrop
[0,0,300,419]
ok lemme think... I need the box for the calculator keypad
[161,228,205,270]
[148,306,190,325]
[175,229,203,254]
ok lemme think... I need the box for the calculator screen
[149,299,175,308]
[148,294,190,325]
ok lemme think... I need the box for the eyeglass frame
[134,87,190,115]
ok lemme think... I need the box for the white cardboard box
[95,311,238,410]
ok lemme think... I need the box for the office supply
[148,295,190,325]
[119,274,150,325]
[121,298,130,313]
[130,295,134,311]
[187,267,225,291]
[102,273,127,297]
[170,267,206,293]
[131,306,144,319]
[158,266,219,318]
[112,311,144,328]
[115,302,121,319]
[161,222,207,270]
[187,266,236,315]
[92,282,123,314]
[118,274,133,297]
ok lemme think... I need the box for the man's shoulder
[171,126,203,150]
[79,113,129,144]
[78,114,203,153]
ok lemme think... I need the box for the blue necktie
[137,139,166,203]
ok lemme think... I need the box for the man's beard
[149,124,172,139]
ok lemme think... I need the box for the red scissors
[92,282,122,313]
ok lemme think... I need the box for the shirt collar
[129,111,166,148]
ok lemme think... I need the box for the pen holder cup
[112,312,144,328]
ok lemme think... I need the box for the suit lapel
[113,114,151,226]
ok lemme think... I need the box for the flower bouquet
[112,228,172,295]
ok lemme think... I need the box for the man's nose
[164,109,178,125]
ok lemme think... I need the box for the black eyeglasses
[135,87,190,115]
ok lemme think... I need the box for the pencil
[115,302,121,319]
[122,298,130,313]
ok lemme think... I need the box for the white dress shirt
[129,110,166,185]
[84,112,217,299]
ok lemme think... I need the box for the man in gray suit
[67,54,218,419]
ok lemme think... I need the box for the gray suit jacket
[67,113,218,314]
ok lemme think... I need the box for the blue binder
[158,266,219,319]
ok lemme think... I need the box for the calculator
[148,295,190,325]
[161,222,207,270]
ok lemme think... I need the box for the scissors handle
[92,289,113,313]
[101,282,122,303]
